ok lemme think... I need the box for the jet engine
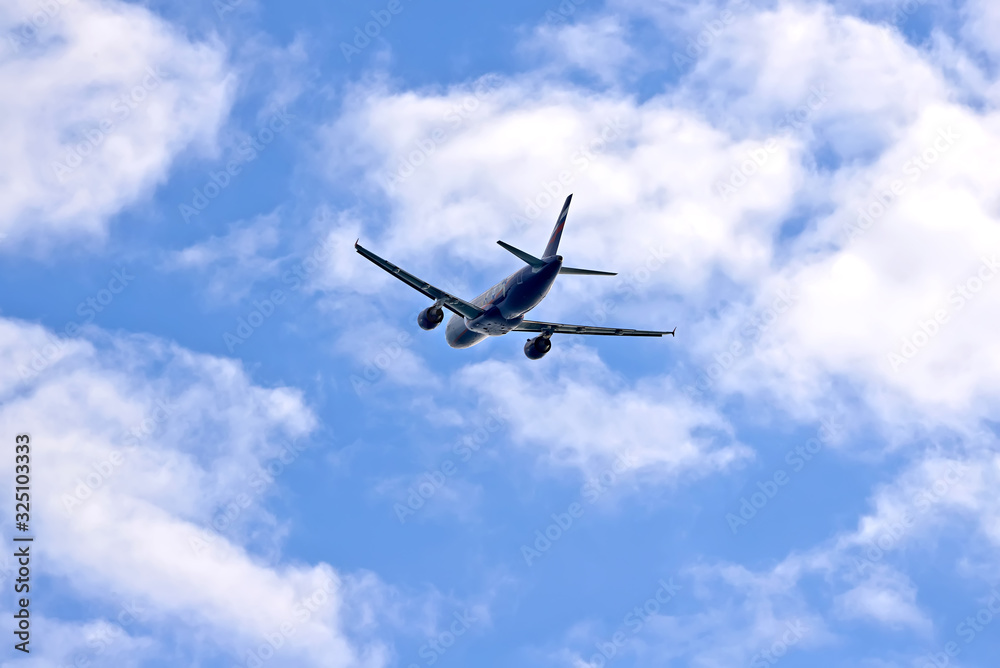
[523,335,552,360]
[417,305,445,330]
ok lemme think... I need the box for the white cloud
[454,345,750,480]
[0,0,234,253]
[718,97,1000,428]
[524,15,636,83]
[336,321,441,396]
[624,436,997,660]
[166,212,284,303]
[834,567,931,632]
[834,444,1000,557]
[0,317,391,667]
[676,3,946,146]
[320,73,804,329]
[553,558,830,668]
[961,0,1000,60]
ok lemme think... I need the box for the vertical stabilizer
[543,194,572,258]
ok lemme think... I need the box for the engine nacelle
[417,306,445,330]
[524,335,552,360]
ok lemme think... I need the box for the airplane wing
[355,241,484,319]
[515,320,675,337]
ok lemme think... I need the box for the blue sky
[2,0,1000,666]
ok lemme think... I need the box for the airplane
[354,194,675,359]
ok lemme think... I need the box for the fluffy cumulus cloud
[454,345,749,479]
[663,2,1000,432]
[0,0,233,251]
[0,317,388,667]
[322,73,800,297]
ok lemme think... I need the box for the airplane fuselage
[445,255,563,348]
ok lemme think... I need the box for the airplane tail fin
[543,194,572,258]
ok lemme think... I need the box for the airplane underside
[443,313,553,360]
[445,311,523,347]
[444,313,488,349]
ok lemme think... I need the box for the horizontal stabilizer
[559,267,617,276]
[497,240,546,268]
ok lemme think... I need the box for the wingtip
[670,327,677,337]
[355,238,360,249]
